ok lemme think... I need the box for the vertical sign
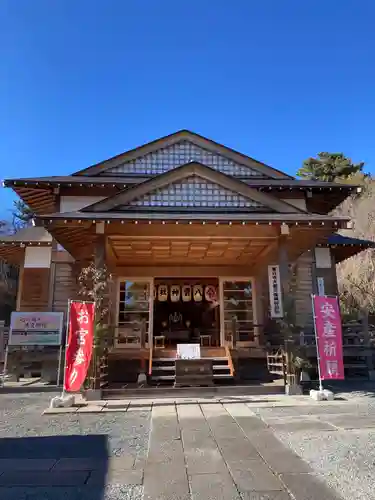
[64,301,95,392]
[317,277,325,296]
[268,265,283,318]
[312,295,344,381]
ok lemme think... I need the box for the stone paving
[0,391,348,500]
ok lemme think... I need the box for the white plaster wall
[24,247,52,268]
[60,196,105,213]
[315,247,332,268]
[281,198,307,211]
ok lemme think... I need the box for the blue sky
[1,0,374,218]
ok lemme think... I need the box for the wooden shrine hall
[0,130,372,389]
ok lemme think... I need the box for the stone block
[310,389,334,401]
[285,384,302,396]
[189,472,240,500]
[43,407,77,414]
[0,470,90,486]
[229,461,284,492]
[0,458,56,472]
[87,468,143,485]
[185,448,227,474]
[84,389,102,401]
[144,463,189,500]
[76,405,104,413]
[238,493,293,500]
[280,472,342,500]
[258,450,312,474]
[49,394,75,408]
[147,440,185,465]
[310,389,325,401]
[322,389,335,401]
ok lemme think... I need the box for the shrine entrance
[153,278,220,348]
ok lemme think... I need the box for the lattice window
[223,280,254,342]
[102,140,266,178]
[120,177,266,210]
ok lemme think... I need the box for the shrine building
[0,130,372,388]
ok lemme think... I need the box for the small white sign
[176,343,201,360]
[268,265,284,318]
[317,277,325,296]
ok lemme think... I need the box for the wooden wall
[52,262,79,315]
[19,268,50,311]
[294,251,314,328]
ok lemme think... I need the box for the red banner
[64,301,95,392]
[312,295,345,380]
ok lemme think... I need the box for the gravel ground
[0,392,150,500]
[253,390,375,500]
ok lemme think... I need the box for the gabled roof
[72,129,294,180]
[81,162,304,214]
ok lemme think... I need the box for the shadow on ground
[0,434,109,500]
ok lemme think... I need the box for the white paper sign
[317,277,325,296]
[268,265,283,318]
[176,343,201,360]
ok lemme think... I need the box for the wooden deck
[107,346,267,360]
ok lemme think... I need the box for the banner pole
[311,294,323,392]
[2,346,8,387]
[61,299,71,398]
[56,345,63,388]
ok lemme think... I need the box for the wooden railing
[225,345,235,377]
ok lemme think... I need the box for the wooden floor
[108,345,267,360]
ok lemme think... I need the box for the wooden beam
[114,265,258,278]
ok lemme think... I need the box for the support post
[278,238,301,394]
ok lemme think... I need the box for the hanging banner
[204,285,217,303]
[158,284,168,302]
[64,301,95,392]
[182,285,191,302]
[170,285,181,303]
[193,285,203,302]
[312,295,344,380]
[268,265,283,318]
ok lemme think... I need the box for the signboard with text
[312,295,345,380]
[176,343,201,360]
[64,301,95,392]
[9,312,63,346]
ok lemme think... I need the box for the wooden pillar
[278,236,298,388]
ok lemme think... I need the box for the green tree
[12,200,34,231]
[297,153,365,182]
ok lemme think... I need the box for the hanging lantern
[170,285,181,303]
[182,285,191,302]
[204,285,217,303]
[158,284,168,302]
[193,284,203,302]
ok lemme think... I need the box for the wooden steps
[150,347,232,385]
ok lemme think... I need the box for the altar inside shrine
[153,278,220,347]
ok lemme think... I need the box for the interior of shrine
[153,279,220,347]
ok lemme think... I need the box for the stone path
[142,402,342,500]
[1,394,348,499]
